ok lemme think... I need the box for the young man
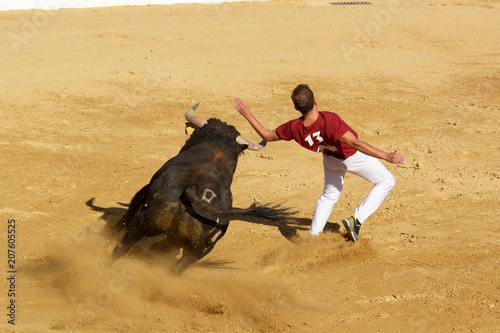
[233,84,404,242]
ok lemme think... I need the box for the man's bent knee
[386,174,396,189]
[320,190,341,203]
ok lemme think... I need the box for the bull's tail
[182,187,297,223]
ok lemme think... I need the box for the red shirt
[275,111,358,160]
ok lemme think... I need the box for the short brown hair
[291,84,315,115]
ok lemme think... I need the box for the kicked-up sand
[0,0,499,332]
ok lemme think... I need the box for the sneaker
[342,215,362,242]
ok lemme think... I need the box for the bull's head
[185,103,266,151]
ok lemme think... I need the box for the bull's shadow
[86,198,341,269]
[86,198,129,235]
[86,197,342,242]
[235,214,341,241]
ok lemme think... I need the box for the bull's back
[150,144,236,211]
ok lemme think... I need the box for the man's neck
[302,105,319,127]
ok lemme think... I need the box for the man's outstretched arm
[339,131,404,164]
[233,98,280,142]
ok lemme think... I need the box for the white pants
[309,151,396,235]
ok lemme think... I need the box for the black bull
[109,104,295,274]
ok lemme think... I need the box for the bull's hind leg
[108,228,143,266]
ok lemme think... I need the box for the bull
[109,103,295,274]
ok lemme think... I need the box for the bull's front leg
[108,228,143,266]
[171,251,197,275]
[170,243,213,275]
[115,184,150,231]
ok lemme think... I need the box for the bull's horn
[236,136,267,151]
[185,103,207,128]
[185,103,266,151]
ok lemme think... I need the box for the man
[233,84,404,242]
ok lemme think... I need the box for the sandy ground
[1,0,499,332]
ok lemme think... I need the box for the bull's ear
[185,123,197,135]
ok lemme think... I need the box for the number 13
[305,131,324,146]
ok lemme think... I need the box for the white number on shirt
[305,131,324,146]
